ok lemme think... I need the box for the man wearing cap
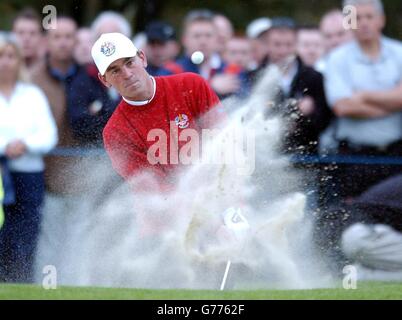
[246,17,272,70]
[144,21,176,77]
[252,17,331,155]
[91,33,223,186]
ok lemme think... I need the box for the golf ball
[191,51,204,65]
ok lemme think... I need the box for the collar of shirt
[123,76,156,106]
[0,82,23,104]
[210,53,222,69]
[278,58,298,97]
[46,57,78,82]
[354,36,389,64]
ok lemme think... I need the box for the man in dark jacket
[278,56,331,155]
[251,17,332,155]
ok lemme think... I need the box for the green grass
[0,282,402,300]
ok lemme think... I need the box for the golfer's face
[103,53,149,99]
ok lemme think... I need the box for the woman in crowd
[0,33,58,283]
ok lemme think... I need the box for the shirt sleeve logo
[101,42,116,57]
[175,114,190,129]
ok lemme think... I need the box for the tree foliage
[1,0,401,39]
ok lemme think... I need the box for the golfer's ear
[138,50,148,68]
[98,73,111,88]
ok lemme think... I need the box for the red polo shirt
[103,72,223,187]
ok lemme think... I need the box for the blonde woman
[0,33,58,283]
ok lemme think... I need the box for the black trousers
[0,172,45,283]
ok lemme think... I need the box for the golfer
[91,33,223,186]
[92,33,248,259]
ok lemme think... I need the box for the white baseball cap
[91,32,138,75]
[246,17,272,39]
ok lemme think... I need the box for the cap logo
[100,42,116,57]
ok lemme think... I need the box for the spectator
[316,9,354,207]
[165,35,181,62]
[221,36,254,97]
[223,37,254,71]
[323,0,402,201]
[31,14,117,149]
[317,9,355,153]
[143,22,181,74]
[320,9,354,53]
[316,9,354,72]
[68,24,121,146]
[0,34,57,283]
[65,11,136,146]
[246,17,272,70]
[74,27,94,66]
[132,32,147,51]
[67,63,120,147]
[256,17,332,155]
[91,11,132,39]
[29,15,83,205]
[213,13,234,55]
[143,21,175,76]
[297,26,325,68]
[176,9,242,99]
[177,9,221,78]
[12,7,45,74]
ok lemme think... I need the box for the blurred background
[1,0,401,38]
